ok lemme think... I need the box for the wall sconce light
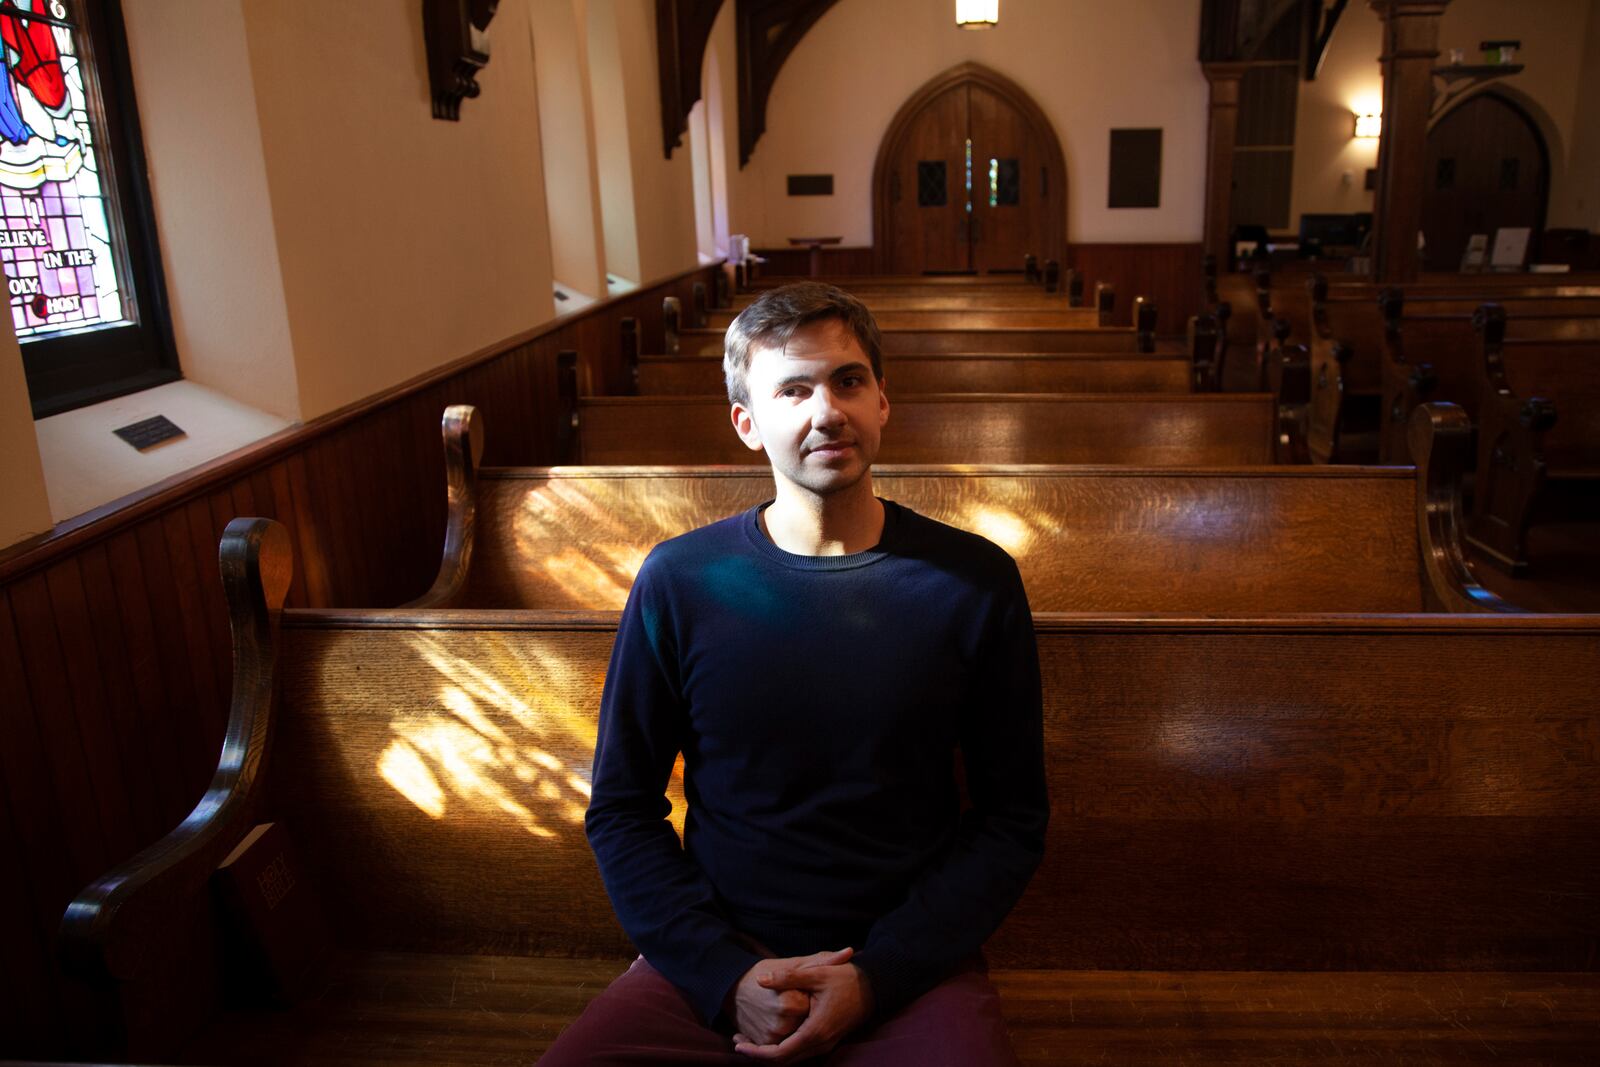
[956,0,998,29]
[1354,112,1381,139]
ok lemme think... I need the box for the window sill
[33,380,293,524]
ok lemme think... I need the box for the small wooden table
[788,235,842,277]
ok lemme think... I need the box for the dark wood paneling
[0,262,722,1058]
[753,245,876,276]
[1067,242,1205,335]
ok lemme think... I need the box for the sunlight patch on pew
[373,634,687,838]
[961,504,1035,556]
[378,738,446,818]
[514,481,727,606]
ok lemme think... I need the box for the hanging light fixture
[956,0,998,30]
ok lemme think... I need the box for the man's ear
[730,401,765,452]
[877,377,890,428]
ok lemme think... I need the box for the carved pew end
[1043,259,1060,294]
[1095,282,1115,327]
[1409,403,1517,612]
[59,518,293,1055]
[1024,253,1039,283]
[409,405,486,609]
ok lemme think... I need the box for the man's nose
[809,387,847,427]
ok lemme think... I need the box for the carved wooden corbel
[736,0,841,165]
[658,0,726,157]
[424,0,499,121]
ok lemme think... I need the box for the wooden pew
[1467,305,1600,574]
[666,321,1161,357]
[412,403,1508,614]
[61,518,1600,1064]
[1378,289,1600,463]
[639,352,1193,396]
[572,393,1275,466]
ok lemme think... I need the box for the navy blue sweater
[585,500,1048,1025]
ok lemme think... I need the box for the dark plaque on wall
[1108,128,1162,209]
[786,174,834,196]
[113,415,185,451]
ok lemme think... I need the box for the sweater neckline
[742,499,901,571]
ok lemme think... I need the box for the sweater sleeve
[585,556,762,1026]
[851,559,1049,1018]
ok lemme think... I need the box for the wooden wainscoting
[752,245,877,276]
[0,262,723,1059]
[1066,243,1204,336]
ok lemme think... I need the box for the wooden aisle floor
[177,952,1600,1066]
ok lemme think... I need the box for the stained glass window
[0,0,127,339]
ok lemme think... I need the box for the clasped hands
[727,946,874,1062]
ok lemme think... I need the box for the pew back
[441,465,1425,612]
[638,353,1192,395]
[247,609,1600,973]
[574,394,1275,466]
[672,327,1163,356]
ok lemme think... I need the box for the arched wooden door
[873,64,1066,275]
[1421,93,1548,271]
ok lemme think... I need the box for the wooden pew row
[412,403,1510,614]
[1240,268,1600,399]
[60,519,1600,1063]
[663,314,1160,358]
[1302,280,1600,466]
[638,352,1194,396]
[706,306,1103,330]
[718,278,1107,320]
[572,393,1276,466]
[1468,306,1600,574]
[1379,292,1600,462]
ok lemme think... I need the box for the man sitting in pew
[541,283,1049,1065]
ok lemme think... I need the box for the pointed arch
[872,63,1068,273]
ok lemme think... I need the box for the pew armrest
[1409,404,1520,613]
[60,519,292,993]
[409,405,485,609]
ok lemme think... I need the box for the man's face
[730,318,889,497]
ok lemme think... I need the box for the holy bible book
[213,821,330,1002]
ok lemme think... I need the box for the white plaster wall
[123,0,301,422]
[533,0,611,299]
[613,0,701,281]
[0,320,51,547]
[241,0,555,420]
[726,0,1210,247]
[1289,8,1382,225]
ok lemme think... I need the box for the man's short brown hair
[722,282,884,406]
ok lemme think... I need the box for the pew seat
[181,952,1600,1065]
[61,522,1600,1064]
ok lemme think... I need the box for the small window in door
[988,158,1020,206]
[1499,158,1520,191]
[916,161,947,207]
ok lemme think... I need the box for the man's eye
[840,375,863,387]
[780,387,806,398]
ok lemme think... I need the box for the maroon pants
[538,956,1020,1066]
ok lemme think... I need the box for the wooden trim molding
[656,0,725,158]
[736,0,840,166]
[423,0,499,121]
